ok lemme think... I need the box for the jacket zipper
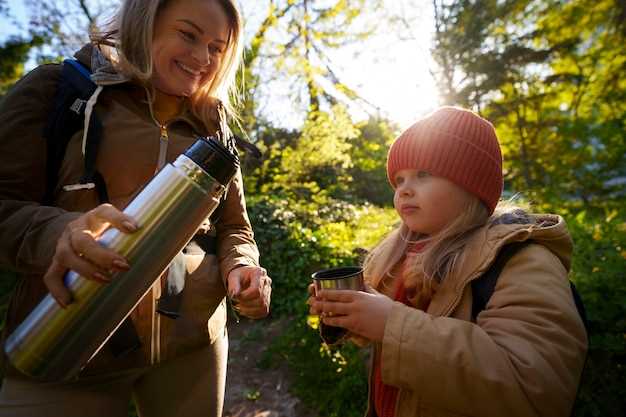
[157,123,169,171]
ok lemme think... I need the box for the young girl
[309,106,587,417]
[0,1,270,416]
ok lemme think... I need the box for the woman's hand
[43,204,137,308]
[312,286,394,342]
[227,266,271,319]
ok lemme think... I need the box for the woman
[0,1,270,416]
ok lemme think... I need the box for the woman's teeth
[177,62,201,76]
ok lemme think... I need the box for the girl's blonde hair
[92,0,243,131]
[364,197,534,288]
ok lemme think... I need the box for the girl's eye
[417,171,430,178]
[395,176,404,185]
[179,30,195,42]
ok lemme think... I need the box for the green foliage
[250,0,381,112]
[348,117,396,206]
[0,35,44,98]
[247,191,397,417]
[432,0,626,206]
[247,194,397,315]
[565,206,626,416]
[276,106,358,198]
[260,316,369,417]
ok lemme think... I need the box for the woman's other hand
[226,266,271,319]
[312,285,394,342]
[43,203,137,308]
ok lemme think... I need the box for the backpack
[41,59,262,358]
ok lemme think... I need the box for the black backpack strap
[569,281,590,334]
[471,241,590,336]
[471,241,531,321]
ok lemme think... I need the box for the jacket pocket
[164,254,227,357]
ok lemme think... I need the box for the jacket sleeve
[380,244,588,417]
[215,168,259,278]
[0,65,82,274]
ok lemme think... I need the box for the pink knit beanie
[386,106,503,214]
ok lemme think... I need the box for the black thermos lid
[184,137,239,185]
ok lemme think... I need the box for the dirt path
[223,317,318,417]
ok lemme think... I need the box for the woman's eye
[209,45,224,55]
[179,30,195,42]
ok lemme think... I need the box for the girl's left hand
[314,286,394,342]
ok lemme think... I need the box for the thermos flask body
[4,138,237,381]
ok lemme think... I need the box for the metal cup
[311,266,364,345]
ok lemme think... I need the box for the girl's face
[151,0,230,97]
[393,169,471,235]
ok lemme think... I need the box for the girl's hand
[314,286,394,342]
[306,283,319,315]
[44,204,137,308]
[227,266,272,319]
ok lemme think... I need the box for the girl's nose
[398,183,415,197]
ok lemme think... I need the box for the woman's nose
[192,45,211,67]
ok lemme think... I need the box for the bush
[247,194,396,315]
[260,316,369,417]
[566,208,626,417]
[248,195,397,416]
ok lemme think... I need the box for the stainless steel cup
[4,137,238,381]
[311,266,364,345]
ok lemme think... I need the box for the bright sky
[0,0,440,130]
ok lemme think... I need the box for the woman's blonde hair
[92,0,243,131]
[363,197,534,288]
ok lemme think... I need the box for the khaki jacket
[0,45,259,376]
[369,213,587,417]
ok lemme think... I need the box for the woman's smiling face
[151,0,230,97]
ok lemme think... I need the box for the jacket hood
[74,43,131,86]
[465,209,573,277]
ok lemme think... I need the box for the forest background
[0,1,624,416]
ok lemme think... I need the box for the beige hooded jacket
[368,212,587,417]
